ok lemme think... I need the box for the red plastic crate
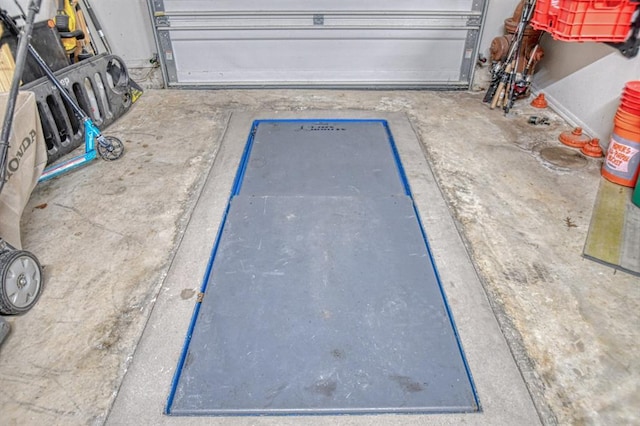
[531,0,557,32]
[531,0,639,42]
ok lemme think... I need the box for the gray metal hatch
[166,120,478,415]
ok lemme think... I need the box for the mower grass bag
[0,91,46,249]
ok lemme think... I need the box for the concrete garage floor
[0,89,638,425]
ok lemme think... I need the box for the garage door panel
[172,35,467,85]
[149,0,486,88]
[165,15,474,30]
[160,0,478,13]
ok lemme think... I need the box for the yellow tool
[0,24,17,91]
[54,0,94,63]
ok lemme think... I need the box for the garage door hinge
[196,292,205,303]
[467,16,482,27]
[155,16,170,27]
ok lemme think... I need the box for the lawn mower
[0,0,43,344]
[0,0,125,342]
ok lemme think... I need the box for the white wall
[533,39,640,142]
[472,0,639,142]
[10,0,156,69]
[475,0,638,143]
[88,0,156,68]
[479,0,521,59]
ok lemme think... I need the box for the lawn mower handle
[0,0,42,195]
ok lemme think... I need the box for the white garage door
[148,0,486,88]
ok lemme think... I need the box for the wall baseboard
[532,84,598,139]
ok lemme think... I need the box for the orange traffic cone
[531,93,548,109]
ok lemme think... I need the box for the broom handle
[81,0,111,53]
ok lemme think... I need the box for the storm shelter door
[166,120,479,415]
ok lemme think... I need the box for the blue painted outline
[382,121,480,411]
[166,118,479,414]
[230,121,260,196]
[165,121,260,414]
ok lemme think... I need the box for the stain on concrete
[306,376,337,398]
[264,383,288,407]
[390,375,425,393]
[93,306,138,351]
[331,349,345,360]
[538,146,588,170]
[180,289,195,300]
[184,352,194,368]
